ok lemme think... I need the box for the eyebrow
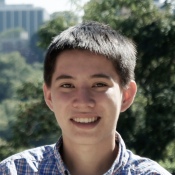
[55,73,111,81]
[90,73,111,80]
[56,74,74,81]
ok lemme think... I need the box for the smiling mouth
[72,117,99,124]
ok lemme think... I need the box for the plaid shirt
[0,133,171,175]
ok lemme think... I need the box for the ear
[43,83,54,111]
[120,80,137,112]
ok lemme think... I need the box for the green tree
[0,28,25,39]
[0,53,43,160]
[0,80,61,161]
[159,140,175,173]
[83,0,175,163]
[28,33,44,63]
[51,11,79,22]
[11,80,61,148]
[0,99,19,139]
[38,11,79,49]
[0,52,40,101]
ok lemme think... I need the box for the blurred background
[0,0,174,173]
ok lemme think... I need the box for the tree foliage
[0,28,25,39]
[38,11,79,49]
[83,0,175,162]
[0,53,44,160]
[0,80,61,161]
[0,52,40,101]
[11,80,61,148]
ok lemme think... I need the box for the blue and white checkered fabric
[0,133,171,175]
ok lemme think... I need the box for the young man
[0,21,171,175]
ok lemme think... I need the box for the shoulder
[114,133,171,174]
[0,144,56,174]
[125,150,172,175]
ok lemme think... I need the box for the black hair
[44,21,137,87]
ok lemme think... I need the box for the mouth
[70,116,100,129]
[72,117,99,124]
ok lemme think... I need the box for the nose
[72,88,95,109]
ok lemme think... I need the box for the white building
[0,0,50,37]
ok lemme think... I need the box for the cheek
[100,88,123,117]
[105,88,122,105]
[51,91,72,105]
[51,92,74,122]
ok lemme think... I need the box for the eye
[93,83,108,88]
[60,83,74,88]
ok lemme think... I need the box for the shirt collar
[104,132,129,174]
[54,136,69,174]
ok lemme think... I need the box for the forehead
[56,49,113,67]
[51,49,121,84]
[54,49,115,73]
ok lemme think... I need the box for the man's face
[44,49,136,145]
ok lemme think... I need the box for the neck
[61,135,118,175]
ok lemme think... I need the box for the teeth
[73,117,98,123]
